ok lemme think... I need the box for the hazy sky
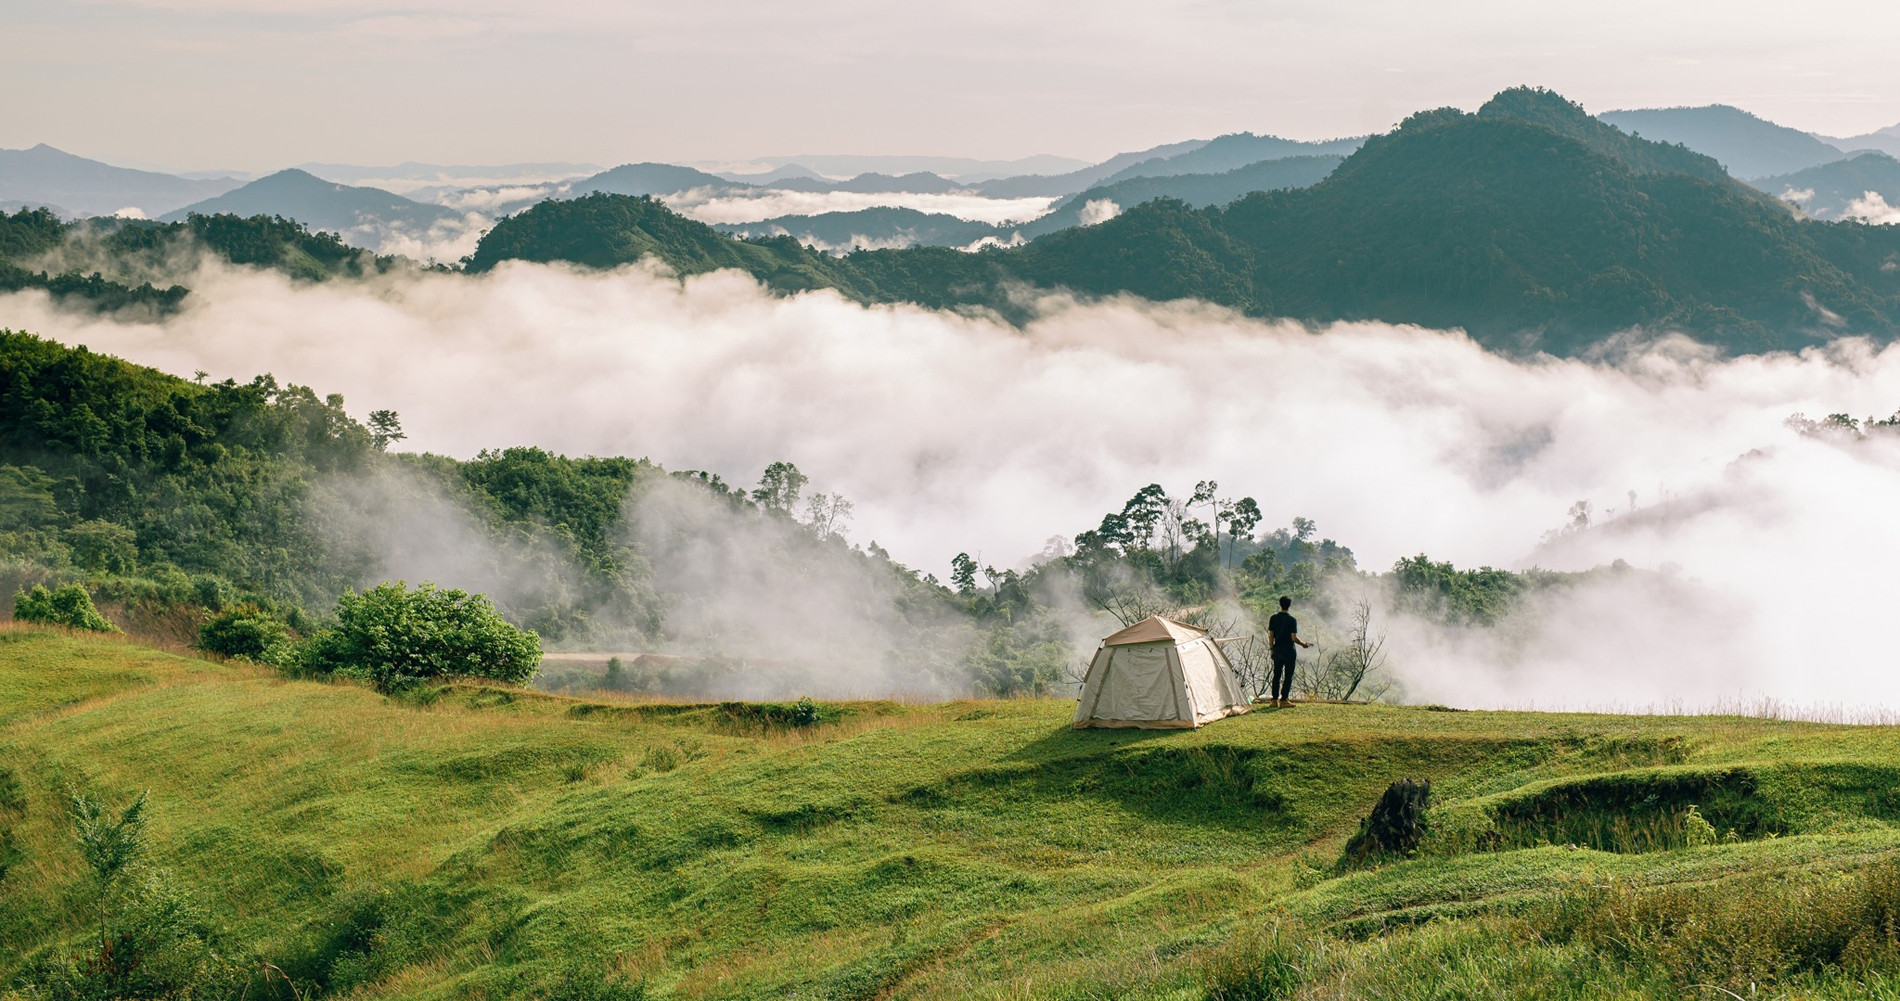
[6,0,1900,173]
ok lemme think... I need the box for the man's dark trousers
[1270,647,1296,702]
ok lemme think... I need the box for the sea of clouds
[6,258,1900,708]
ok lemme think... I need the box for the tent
[1073,615,1252,729]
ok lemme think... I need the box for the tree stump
[1343,778,1432,866]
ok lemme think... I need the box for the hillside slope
[4,630,1900,999]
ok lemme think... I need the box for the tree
[1301,600,1389,702]
[368,409,405,450]
[802,491,853,540]
[751,461,808,514]
[298,581,542,692]
[950,553,977,596]
[69,788,149,953]
[1218,496,1262,568]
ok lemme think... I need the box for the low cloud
[1078,198,1121,225]
[8,258,1900,707]
[1846,190,1900,225]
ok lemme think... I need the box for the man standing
[1266,596,1312,707]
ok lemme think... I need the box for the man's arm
[1292,632,1312,649]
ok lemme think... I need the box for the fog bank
[8,259,1900,706]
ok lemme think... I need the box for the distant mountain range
[1092,133,1365,185]
[0,144,243,217]
[12,88,1900,360]
[465,88,1900,357]
[1597,105,1846,179]
[1821,124,1900,159]
[711,155,1348,252]
[161,168,460,231]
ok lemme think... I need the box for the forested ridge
[468,88,1900,356]
[0,207,399,314]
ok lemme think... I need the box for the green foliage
[0,331,378,609]
[1391,554,1525,626]
[13,583,116,632]
[297,581,542,692]
[69,787,149,921]
[195,603,292,664]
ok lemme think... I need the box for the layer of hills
[715,155,1349,250]
[9,88,1900,358]
[465,88,1900,356]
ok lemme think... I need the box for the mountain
[574,162,748,197]
[1096,133,1365,185]
[160,168,460,234]
[754,171,967,194]
[1826,123,1900,159]
[468,88,1900,357]
[971,139,1214,197]
[1752,151,1900,220]
[0,144,243,218]
[714,207,1006,252]
[462,192,863,296]
[716,163,831,185]
[718,153,1089,183]
[1597,106,1846,179]
[1019,154,1344,237]
[296,160,599,187]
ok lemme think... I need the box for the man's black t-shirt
[1267,611,1298,652]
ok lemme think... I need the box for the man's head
[1279,596,1291,611]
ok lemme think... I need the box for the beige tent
[1073,616,1252,729]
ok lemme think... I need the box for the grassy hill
[5,628,1900,998]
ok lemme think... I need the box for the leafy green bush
[196,603,293,664]
[13,583,117,632]
[297,581,541,692]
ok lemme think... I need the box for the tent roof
[1102,615,1207,647]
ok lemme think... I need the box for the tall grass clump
[1535,859,1900,993]
[1202,922,1315,1001]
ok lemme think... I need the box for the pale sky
[6,0,1900,173]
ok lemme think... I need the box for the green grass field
[4,627,1900,999]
